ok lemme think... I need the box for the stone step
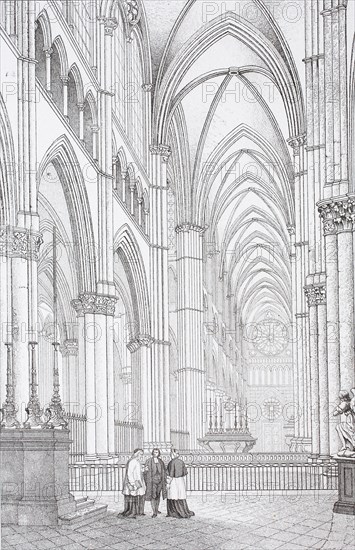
[74,496,88,505]
[76,498,95,511]
[58,503,108,527]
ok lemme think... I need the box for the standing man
[119,448,146,518]
[166,449,195,518]
[144,448,167,517]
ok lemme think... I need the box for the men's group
[118,448,195,519]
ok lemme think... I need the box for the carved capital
[104,17,118,35]
[287,134,306,155]
[127,338,141,353]
[175,223,207,235]
[127,333,154,352]
[120,372,132,384]
[142,83,153,92]
[318,194,355,235]
[61,339,78,357]
[0,226,43,260]
[150,144,171,163]
[304,284,326,307]
[71,292,117,316]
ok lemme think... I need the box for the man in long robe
[119,448,146,518]
[144,448,167,517]
[166,449,195,518]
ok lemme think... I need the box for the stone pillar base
[333,456,355,516]
[289,437,312,453]
[0,429,75,525]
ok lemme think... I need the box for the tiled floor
[1,492,355,549]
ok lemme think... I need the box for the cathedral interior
[0,0,355,535]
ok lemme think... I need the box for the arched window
[128,33,144,162]
[35,21,46,85]
[50,42,63,110]
[113,6,126,127]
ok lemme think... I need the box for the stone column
[60,339,79,413]
[176,223,206,448]
[78,103,84,141]
[148,145,172,450]
[318,195,355,453]
[0,228,43,424]
[72,293,117,459]
[322,0,349,199]
[304,284,327,457]
[288,136,311,452]
[44,48,52,93]
[97,16,116,295]
[10,1,42,424]
[61,76,69,117]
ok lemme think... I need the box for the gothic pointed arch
[0,92,16,225]
[154,10,305,144]
[36,9,52,50]
[113,224,150,338]
[37,135,96,293]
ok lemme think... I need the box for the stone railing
[110,451,311,465]
[64,413,87,463]
[69,461,338,493]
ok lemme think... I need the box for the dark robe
[166,458,195,519]
[119,495,145,518]
[144,457,167,501]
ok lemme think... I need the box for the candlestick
[0,343,20,428]
[43,226,67,429]
[24,342,44,428]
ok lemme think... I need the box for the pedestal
[198,431,257,454]
[0,429,76,525]
[333,456,355,515]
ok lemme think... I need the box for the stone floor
[1,492,355,549]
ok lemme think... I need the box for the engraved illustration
[0,1,355,549]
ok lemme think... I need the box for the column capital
[287,134,306,155]
[103,17,118,35]
[120,372,132,384]
[60,339,78,357]
[304,284,326,307]
[149,144,171,162]
[175,223,207,235]
[127,334,154,352]
[142,83,153,92]
[318,194,355,235]
[0,225,43,260]
[321,0,347,16]
[71,292,118,316]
